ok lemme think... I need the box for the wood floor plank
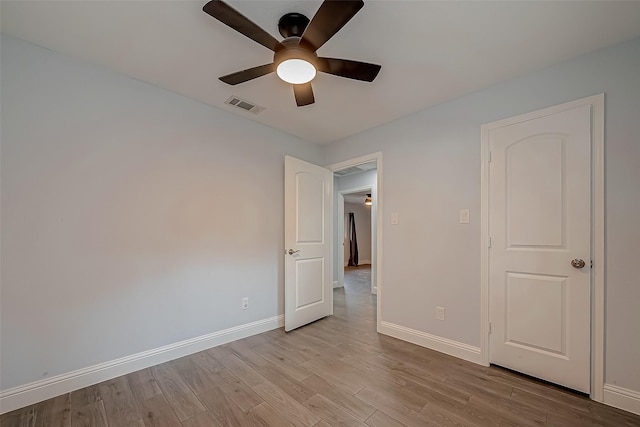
[445,372,513,399]
[485,366,590,411]
[97,375,142,426]
[69,386,100,413]
[127,368,162,402]
[196,385,259,426]
[280,329,336,354]
[136,394,182,427]
[300,358,365,395]
[418,401,483,427]
[225,338,318,404]
[254,341,309,365]
[0,407,36,427]
[586,403,640,427]
[351,354,470,407]
[248,402,297,427]
[304,394,368,427]
[424,397,503,427]
[340,356,431,412]
[468,394,546,427]
[365,410,408,427]
[296,323,349,347]
[70,400,108,427]
[251,361,318,404]
[32,393,71,427]
[354,387,436,427]
[181,410,225,427]
[189,348,227,375]
[204,344,234,360]
[170,355,218,395]
[150,363,206,421]
[206,366,264,412]
[219,353,267,387]
[545,410,606,427]
[302,374,376,422]
[253,381,321,427]
[256,348,313,382]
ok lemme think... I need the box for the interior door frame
[337,185,374,292]
[328,152,383,332]
[479,94,605,401]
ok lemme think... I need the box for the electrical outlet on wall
[436,306,446,321]
[242,297,249,310]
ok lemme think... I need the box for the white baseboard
[603,384,640,416]
[379,321,483,365]
[0,315,284,415]
[333,280,342,288]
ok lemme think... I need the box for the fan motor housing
[274,39,318,68]
[278,13,310,38]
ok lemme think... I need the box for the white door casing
[284,156,333,332]
[488,104,593,393]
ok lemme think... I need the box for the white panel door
[284,156,333,332]
[489,104,592,393]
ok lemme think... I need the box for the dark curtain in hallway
[348,212,359,266]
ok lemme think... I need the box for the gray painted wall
[2,31,639,399]
[0,35,323,390]
[324,37,640,393]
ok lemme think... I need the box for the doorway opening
[338,189,374,292]
[329,153,382,332]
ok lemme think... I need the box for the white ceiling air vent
[334,161,377,177]
[225,96,265,114]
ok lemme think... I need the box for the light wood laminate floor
[3,265,639,426]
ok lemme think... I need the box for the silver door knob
[571,258,586,269]
[286,249,300,255]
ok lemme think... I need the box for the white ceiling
[3,1,640,144]
[344,191,370,205]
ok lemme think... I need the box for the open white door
[284,156,333,332]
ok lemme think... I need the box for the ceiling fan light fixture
[276,59,317,84]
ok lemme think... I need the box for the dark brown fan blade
[293,83,315,106]
[219,63,275,85]
[317,57,381,82]
[299,0,364,52]
[203,0,283,52]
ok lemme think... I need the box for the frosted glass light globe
[276,59,316,84]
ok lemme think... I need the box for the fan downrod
[278,13,310,38]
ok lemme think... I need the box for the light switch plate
[459,209,470,224]
[391,212,399,225]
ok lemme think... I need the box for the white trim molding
[0,315,284,415]
[480,94,605,400]
[379,321,482,365]
[603,384,640,416]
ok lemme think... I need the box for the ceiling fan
[203,0,381,107]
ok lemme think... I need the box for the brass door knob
[571,259,586,269]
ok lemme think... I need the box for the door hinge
[488,236,492,248]
[488,151,492,162]
[591,260,593,269]
[489,322,492,334]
